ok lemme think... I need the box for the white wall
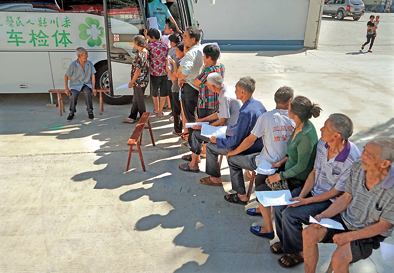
[192,0,310,41]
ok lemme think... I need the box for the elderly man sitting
[271,114,361,268]
[64,47,96,121]
[303,138,394,273]
[179,72,241,172]
[199,76,266,186]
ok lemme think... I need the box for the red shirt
[148,41,168,76]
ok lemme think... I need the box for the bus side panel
[0,52,53,93]
[49,51,107,90]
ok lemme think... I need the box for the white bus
[0,0,195,104]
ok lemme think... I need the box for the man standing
[148,0,180,32]
[200,77,266,186]
[303,138,394,273]
[64,47,96,121]
[179,27,204,124]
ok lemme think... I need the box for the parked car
[323,0,365,21]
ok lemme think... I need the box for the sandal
[200,177,222,186]
[270,242,284,255]
[181,154,201,163]
[123,118,136,124]
[224,193,247,205]
[181,132,189,141]
[178,163,200,173]
[278,253,304,268]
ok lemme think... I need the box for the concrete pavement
[0,13,393,273]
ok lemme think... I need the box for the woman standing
[124,35,149,123]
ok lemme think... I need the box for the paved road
[0,13,393,273]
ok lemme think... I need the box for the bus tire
[95,62,132,105]
[336,10,345,20]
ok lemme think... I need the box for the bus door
[103,0,145,104]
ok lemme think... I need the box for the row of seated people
[178,74,394,271]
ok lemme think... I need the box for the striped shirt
[341,162,394,237]
[312,140,361,201]
[196,63,225,109]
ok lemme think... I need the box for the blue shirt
[66,60,96,91]
[148,0,171,31]
[216,98,266,152]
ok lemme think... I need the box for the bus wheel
[95,63,132,105]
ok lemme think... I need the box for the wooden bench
[48,88,109,116]
[125,112,156,172]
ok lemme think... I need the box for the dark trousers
[275,199,332,254]
[189,130,210,155]
[362,34,376,50]
[129,86,146,120]
[206,143,228,178]
[171,91,182,133]
[69,85,93,114]
[181,83,199,122]
[197,108,216,119]
[227,153,259,195]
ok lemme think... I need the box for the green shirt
[281,120,318,181]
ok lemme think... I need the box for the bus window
[0,0,60,12]
[60,0,103,15]
[106,0,144,64]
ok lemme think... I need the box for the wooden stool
[126,112,156,172]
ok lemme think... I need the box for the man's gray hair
[76,47,88,56]
[370,138,394,162]
[328,113,354,140]
[236,76,255,94]
[206,72,224,87]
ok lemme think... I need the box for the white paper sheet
[201,124,227,139]
[380,242,394,261]
[255,157,276,175]
[309,216,345,230]
[255,190,299,207]
[185,122,209,128]
[147,17,159,30]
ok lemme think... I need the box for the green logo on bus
[79,17,104,47]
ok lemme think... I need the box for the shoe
[361,45,364,50]
[179,162,200,173]
[88,113,94,119]
[368,50,372,53]
[249,225,275,239]
[123,118,137,124]
[67,113,74,121]
[246,207,261,216]
[224,193,247,205]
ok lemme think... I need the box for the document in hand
[309,216,345,230]
[185,122,209,128]
[147,17,159,30]
[201,124,227,139]
[255,157,276,175]
[255,190,299,207]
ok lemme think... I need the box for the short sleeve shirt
[312,140,361,201]
[341,162,394,237]
[148,0,171,31]
[131,49,149,88]
[180,44,203,90]
[66,60,96,91]
[148,41,169,77]
[217,86,241,135]
[367,21,375,35]
[196,64,225,110]
[251,109,294,164]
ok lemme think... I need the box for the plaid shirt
[148,41,168,76]
[196,63,225,109]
